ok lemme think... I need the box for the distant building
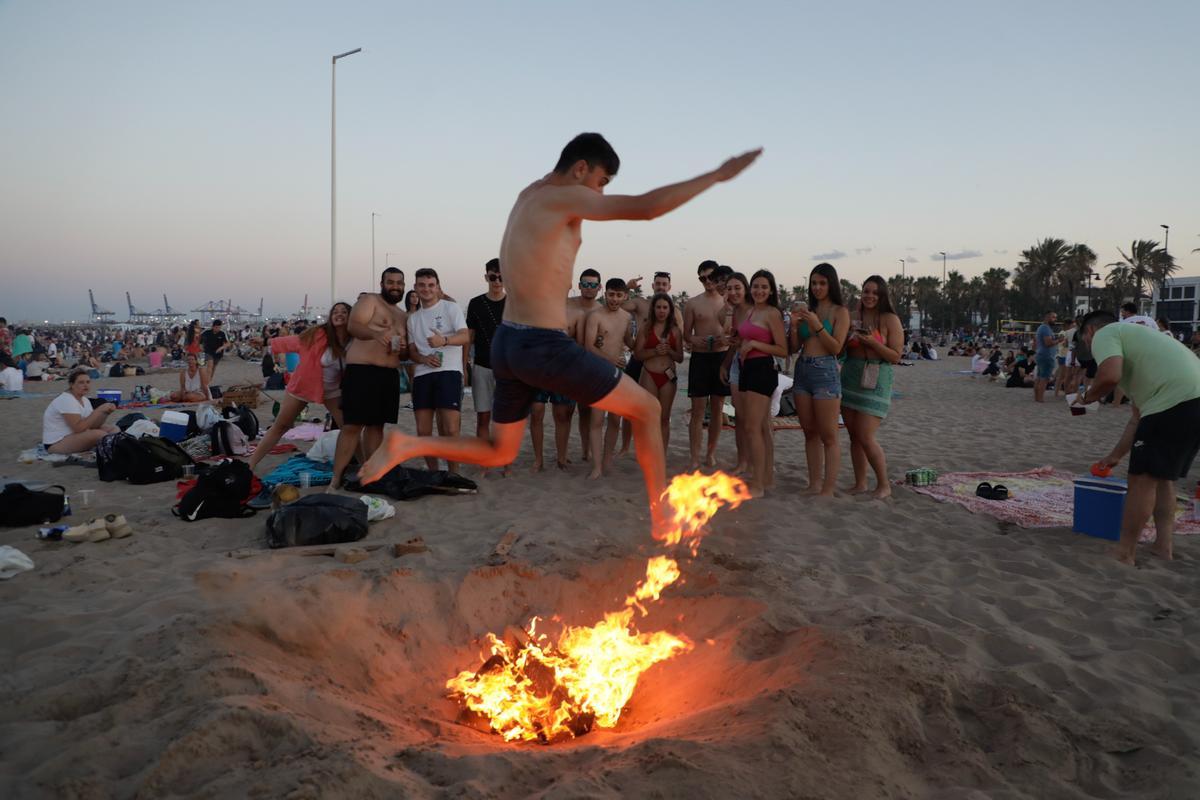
[1152,277,1200,337]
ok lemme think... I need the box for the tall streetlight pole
[1161,224,1170,257]
[371,212,381,287]
[330,47,362,307]
[899,259,908,324]
[939,251,947,285]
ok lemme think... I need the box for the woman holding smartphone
[789,262,850,496]
[719,272,752,476]
[737,270,788,497]
[842,276,904,498]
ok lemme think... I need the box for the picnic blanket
[901,466,1200,542]
[281,422,326,442]
[262,455,334,488]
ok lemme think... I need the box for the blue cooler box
[160,410,189,443]
[1073,475,1127,540]
[97,390,121,407]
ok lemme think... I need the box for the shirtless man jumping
[331,267,407,488]
[359,133,761,531]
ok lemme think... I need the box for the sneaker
[247,487,274,510]
[104,514,134,539]
[64,518,111,543]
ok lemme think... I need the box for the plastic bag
[360,495,395,522]
[306,430,341,464]
[266,494,368,548]
[0,545,34,579]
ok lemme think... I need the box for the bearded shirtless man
[331,267,407,488]
[360,133,761,531]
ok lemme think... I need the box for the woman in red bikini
[633,293,684,451]
[737,270,788,497]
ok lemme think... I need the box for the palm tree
[1015,238,1071,313]
[1103,264,1136,312]
[1056,243,1096,317]
[1107,240,1177,301]
[840,279,860,312]
[981,267,1010,328]
[889,273,914,329]
[967,276,986,328]
[913,276,941,330]
[942,270,967,331]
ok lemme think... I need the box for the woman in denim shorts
[788,262,850,496]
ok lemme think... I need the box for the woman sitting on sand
[42,369,118,454]
[246,302,351,473]
[789,262,850,496]
[841,276,904,499]
[632,292,684,453]
[719,273,752,476]
[169,353,210,403]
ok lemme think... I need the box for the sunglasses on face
[486,274,503,282]
[580,281,600,289]
[700,274,715,283]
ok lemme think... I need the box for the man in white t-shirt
[407,268,470,473]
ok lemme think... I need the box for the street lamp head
[333,48,363,62]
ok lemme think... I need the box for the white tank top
[184,367,203,394]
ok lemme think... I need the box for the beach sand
[1,356,1197,799]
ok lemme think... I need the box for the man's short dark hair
[414,268,439,282]
[485,258,500,273]
[1120,301,1137,315]
[0,317,6,325]
[580,268,600,281]
[212,319,223,326]
[1080,309,1116,332]
[653,271,670,280]
[382,267,404,281]
[554,133,619,177]
[698,260,719,275]
[605,278,627,292]
[712,265,733,282]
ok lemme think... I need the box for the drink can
[38,525,68,541]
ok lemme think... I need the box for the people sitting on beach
[0,350,22,392]
[982,349,1002,380]
[24,352,52,381]
[169,353,211,403]
[1006,351,1035,388]
[42,369,118,454]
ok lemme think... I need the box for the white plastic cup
[299,472,311,489]
[78,489,94,508]
[181,464,196,479]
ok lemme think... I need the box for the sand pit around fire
[1,357,1198,798]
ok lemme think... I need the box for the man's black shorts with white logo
[1129,396,1200,480]
[341,364,400,425]
[412,371,462,411]
[490,322,621,425]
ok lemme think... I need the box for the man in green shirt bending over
[1077,309,1200,565]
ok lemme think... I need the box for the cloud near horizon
[855,247,873,255]
[812,250,846,261]
[929,250,983,261]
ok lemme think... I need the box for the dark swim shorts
[491,322,622,424]
[341,363,400,425]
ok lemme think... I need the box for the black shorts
[625,357,644,382]
[1129,397,1200,480]
[412,371,462,411]
[490,322,622,425]
[206,352,223,366]
[340,364,400,426]
[1081,358,1097,379]
[738,357,778,397]
[688,351,731,398]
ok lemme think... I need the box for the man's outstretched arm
[554,149,763,222]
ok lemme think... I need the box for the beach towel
[261,455,334,488]
[281,421,325,442]
[901,466,1200,542]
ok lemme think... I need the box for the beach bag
[195,405,221,432]
[97,432,136,482]
[223,404,260,439]
[116,412,148,432]
[126,436,194,484]
[0,483,66,527]
[210,420,249,456]
[266,495,368,548]
[859,362,880,391]
[173,460,257,521]
[345,465,478,501]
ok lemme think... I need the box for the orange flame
[446,472,749,743]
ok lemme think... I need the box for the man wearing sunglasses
[359,132,761,534]
[466,258,506,447]
[683,260,733,469]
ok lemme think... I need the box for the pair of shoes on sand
[64,514,133,543]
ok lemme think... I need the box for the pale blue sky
[2,0,1197,322]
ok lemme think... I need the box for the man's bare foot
[871,485,892,500]
[1150,542,1173,560]
[1111,546,1136,566]
[687,460,701,472]
[746,482,765,499]
[358,431,418,484]
[588,466,603,480]
[730,462,749,476]
[556,460,570,471]
[847,484,870,495]
[801,484,822,496]
[532,460,544,473]
[704,453,718,468]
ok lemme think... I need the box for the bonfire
[446,472,750,743]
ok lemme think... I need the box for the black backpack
[210,419,249,456]
[121,435,193,484]
[97,431,135,482]
[0,483,66,527]
[173,460,256,521]
[223,404,260,439]
[115,412,148,432]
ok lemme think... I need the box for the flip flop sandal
[975,482,993,498]
[991,485,1010,501]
